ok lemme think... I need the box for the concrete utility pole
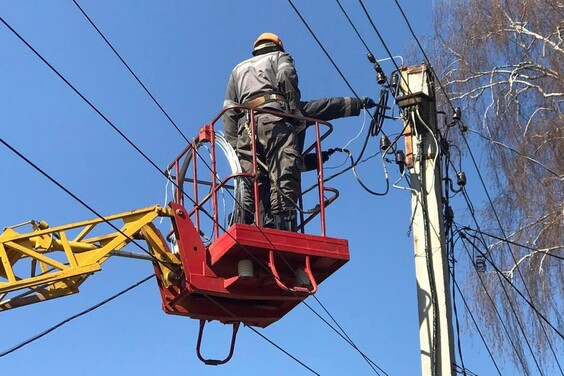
[396,63,455,376]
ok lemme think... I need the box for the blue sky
[0,1,502,375]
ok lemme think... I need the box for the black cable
[358,0,403,74]
[310,295,388,375]
[450,271,503,375]
[1,14,388,375]
[390,0,457,113]
[417,130,439,376]
[288,0,394,195]
[461,230,564,341]
[466,127,560,178]
[72,0,190,144]
[0,16,167,186]
[443,145,467,375]
[335,0,373,55]
[0,274,154,357]
[459,131,562,373]
[453,225,529,373]
[287,0,359,99]
[463,227,564,261]
[455,183,546,373]
[443,129,529,373]
[0,137,168,266]
[248,327,321,375]
[390,2,562,370]
[0,18,369,372]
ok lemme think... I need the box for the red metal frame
[154,107,350,360]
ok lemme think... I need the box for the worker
[223,32,303,231]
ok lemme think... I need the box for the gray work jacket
[222,51,301,146]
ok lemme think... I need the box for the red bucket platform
[155,205,349,328]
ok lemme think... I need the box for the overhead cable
[0,274,154,358]
[389,1,563,370]
[1,15,379,372]
[72,0,190,144]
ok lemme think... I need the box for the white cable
[340,108,367,150]
[214,132,243,225]
[160,169,173,224]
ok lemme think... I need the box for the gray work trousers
[236,114,302,225]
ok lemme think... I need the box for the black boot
[272,210,297,232]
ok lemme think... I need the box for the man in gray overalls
[223,33,302,231]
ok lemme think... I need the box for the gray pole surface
[398,64,456,376]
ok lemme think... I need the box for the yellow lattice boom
[0,205,181,311]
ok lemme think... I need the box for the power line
[357,0,402,73]
[1,15,379,372]
[450,271,502,375]
[287,0,360,99]
[248,327,321,375]
[462,226,564,261]
[390,2,563,371]
[453,225,529,373]
[288,0,393,197]
[466,127,561,178]
[459,131,562,374]
[335,0,373,55]
[309,296,388,375]
[391,0,456,113]
[0,274,154,358]
[0,136,166,265]
[71,0,190,144]
[460,231,564,341]
[453,183,548,373]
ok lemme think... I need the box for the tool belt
[245,92,286,108]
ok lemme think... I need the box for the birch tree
[430,0,564,373]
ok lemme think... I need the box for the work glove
[362,97,376,109]
[302,149,334,172]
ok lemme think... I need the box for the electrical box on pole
[396,63,455,376]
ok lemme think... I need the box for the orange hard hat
[253,32,284,52]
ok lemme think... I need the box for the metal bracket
[268,250,318,294]
[196,320,240,366]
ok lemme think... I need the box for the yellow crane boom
[0,205,181,311]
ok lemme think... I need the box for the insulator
[390,72,399,94]
[380,135,391,151]
[237,259,254,278]
[396,150,406,174]
[377,70,387,85]
[396,150,406,165]
[295,269,311,286]
[453,107,462,121]
[390,72,399,87]
[457,171,467,187]
[475,255,487,273]
[366,52,376,64]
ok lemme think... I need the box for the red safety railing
[166,105,339,240]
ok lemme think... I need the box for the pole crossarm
[0,205,181,311]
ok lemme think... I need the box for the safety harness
[244,92,286,108]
